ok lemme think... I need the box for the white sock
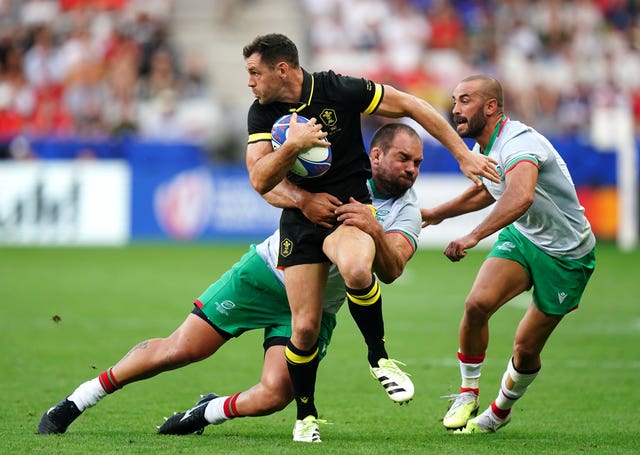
[204,396,231,425]
[67,378,107,412]
[494,357,540,411]
[458,350,484,391]
[461,376,480,390]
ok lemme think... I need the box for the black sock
[346,276,388,367]
[285,340,319,420]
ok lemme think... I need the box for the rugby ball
[271,114,332,178]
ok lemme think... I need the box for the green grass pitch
[0,242,637,454]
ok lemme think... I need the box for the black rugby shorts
[277,208,332,267]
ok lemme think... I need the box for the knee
[512,341,539,366]
[290,312,321,349]
[340,261,373,289]
[463,297,493,323]
[291,322,320,349]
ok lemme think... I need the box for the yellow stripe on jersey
[363,83,383,115]
[289,76,315,112]
[305,74,315,106]
[347,280,381,306]
[287,75,314,113]
[285,346,319,364]
[248,132,272,144]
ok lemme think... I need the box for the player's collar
[368,178,393,200]
[288,69,314,113]
[482,114,509,155]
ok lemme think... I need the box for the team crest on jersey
[319,109,337,127]
[375,209,390,222]
[485,165,505,184]
[280,237,293,257]
[496,165,505,181]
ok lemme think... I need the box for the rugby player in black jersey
[243,33,499,442]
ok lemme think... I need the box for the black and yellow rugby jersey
[247,69,383,202]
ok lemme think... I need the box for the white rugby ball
[271,114,332,178]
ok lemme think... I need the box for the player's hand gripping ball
[271,114,332,178]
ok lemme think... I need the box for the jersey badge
[280,237,293,257]
[319,109,337,127]
[375,209,390,222]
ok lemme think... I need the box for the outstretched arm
[421,183,495,228]
[374,85,500,186]
[444,162,537,261]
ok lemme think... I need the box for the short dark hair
[461,74,504,108]
[370,123,421,152]
[242,33,299,68]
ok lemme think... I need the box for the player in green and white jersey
[37,123,423,439]
[422,75,596,434]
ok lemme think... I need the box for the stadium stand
[1,0,639,159]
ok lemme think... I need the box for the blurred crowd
[2,0,640,161]
[0,0,225,159]
[302,0,640,139]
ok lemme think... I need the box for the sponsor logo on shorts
[497,241,516,252]
[215,300,236,315]
[557,292,568,304]
[281,237,293,257]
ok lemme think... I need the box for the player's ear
[275,61,288,79]
[484,98,498,116]
[370,147,382,163]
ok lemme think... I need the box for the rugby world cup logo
[154,169,213,240]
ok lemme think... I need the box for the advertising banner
[0,161,130,245]
[131,163,280,242]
